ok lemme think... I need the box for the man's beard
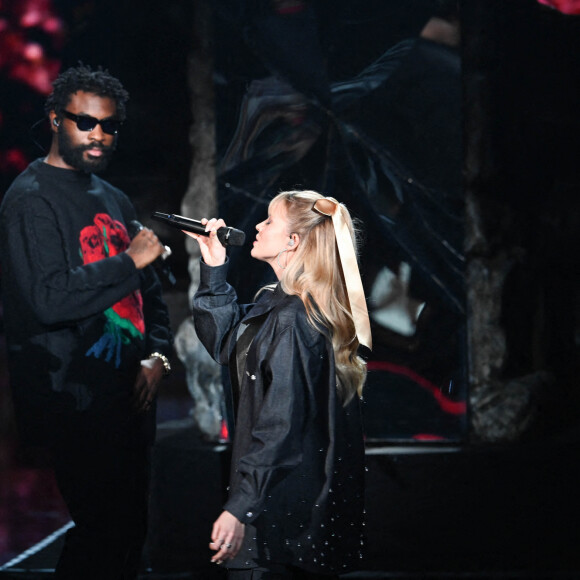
[58,127,116,173]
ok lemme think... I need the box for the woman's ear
[288,233,300,249]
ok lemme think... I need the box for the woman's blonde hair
[270,190,367,403]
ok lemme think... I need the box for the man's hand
[126,228,165,269]
[209,510,245,564]
[133,356,164,412]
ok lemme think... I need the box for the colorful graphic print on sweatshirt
[80,213,144,368]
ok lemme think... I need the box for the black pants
[50,433,151,580]
[228,565,339,580]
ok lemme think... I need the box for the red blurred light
[537,0,580,14]
[22,42,43,61]
[0,149,30,173]
[219,418,229,442]
[0,0,64,94]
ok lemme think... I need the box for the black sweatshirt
[0,159,172,445]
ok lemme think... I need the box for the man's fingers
[132,378,154,413]
[134,384,149,406]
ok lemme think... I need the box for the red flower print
[80,214,145,366]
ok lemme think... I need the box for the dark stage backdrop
[0,0,467,444]
[211,0,467,443]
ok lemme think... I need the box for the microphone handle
[152,213,208,235]
[128,219,176,285]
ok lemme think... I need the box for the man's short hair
[45,63,130,121]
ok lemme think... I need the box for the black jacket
[193,260,365,574]
[0,159,172,446]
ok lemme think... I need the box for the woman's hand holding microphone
[183,218,227,267]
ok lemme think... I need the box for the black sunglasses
[62,111,122,135]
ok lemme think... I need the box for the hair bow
[313,197,372,350]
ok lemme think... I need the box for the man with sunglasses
[0,64,173,579]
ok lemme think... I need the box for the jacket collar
[242,284,287,323]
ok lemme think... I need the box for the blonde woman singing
[186,190,371,579]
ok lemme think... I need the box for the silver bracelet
[149,352,171,376]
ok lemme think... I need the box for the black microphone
[128,220,172,260]
[151,212,246,247]
[128,220,176,285]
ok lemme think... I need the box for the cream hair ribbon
[313,197,372,350]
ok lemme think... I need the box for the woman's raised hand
[183,217,227,266]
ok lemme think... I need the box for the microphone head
[216,226,246,247]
